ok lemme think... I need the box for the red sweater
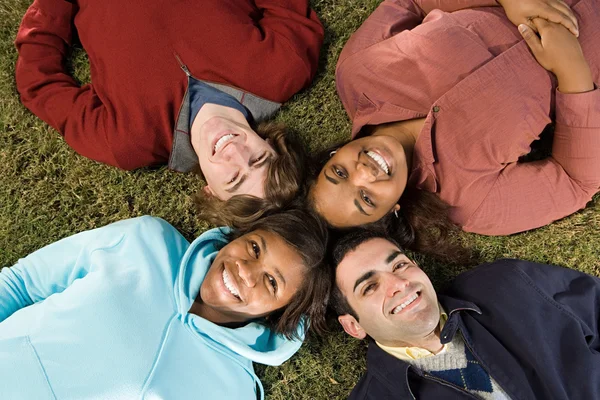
[15,0,324,170]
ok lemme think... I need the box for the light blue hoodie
[0,216,303,399]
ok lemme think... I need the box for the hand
[497,0,579,36]
[519,19,594,93]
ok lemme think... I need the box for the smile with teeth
[391,292,419,314]
[222,269,241,299]
[366,150,390,175]
[214,134,236,153]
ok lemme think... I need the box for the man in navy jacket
[330,230,600,400]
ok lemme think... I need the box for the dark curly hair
[307,142,470,264]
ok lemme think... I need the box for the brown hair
[194,122,306,228]
[226,208,331,340]
[307,143,470,264]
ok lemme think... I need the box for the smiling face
[310,136,409,228]
[192,105,275,201]
[197,229,305,325]
[336,238,440,347]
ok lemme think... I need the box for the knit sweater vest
[410,333,511,400]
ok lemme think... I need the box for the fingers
[519,24,543,54]
[531,17,549,32]
[543,1,579,36]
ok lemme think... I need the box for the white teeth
[391,293,419,314]
[222,269,240,298]
[366,151,389,175]
[214,134,236,153]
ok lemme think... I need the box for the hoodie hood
[174,227,304,367]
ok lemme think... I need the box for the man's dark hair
[329,229,403,322]
[227,207,331,340]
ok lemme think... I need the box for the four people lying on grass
[15,0,323,224]
[8,0,600,399]
[310,0,600,258]
[0,211,330,400]
[330,230,600,399]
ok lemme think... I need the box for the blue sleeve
[0,219,136,322]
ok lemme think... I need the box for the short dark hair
[194,122,307,228]
[227,208,331,340]
[328,229,403,322]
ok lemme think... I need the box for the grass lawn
[1,0,599,398]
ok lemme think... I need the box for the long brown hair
[194,122,306,228]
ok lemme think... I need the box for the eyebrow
[353,270,375,293]
[386,250,402,264]
[323,171,339,185]
[354,199,370,216]
[352,250,403,293]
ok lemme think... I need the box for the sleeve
[239,0,325,102]
[0,222,126,323]
[463,88,600,235]
[517,260,600,348]
[337,0,497,64]
[14,0,143,169]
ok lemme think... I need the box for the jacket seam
[26,335,58,400]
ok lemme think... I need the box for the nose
[352,162,377,185]
[222,142,251,165]
[237,259,258,288]
[385,273,409,298]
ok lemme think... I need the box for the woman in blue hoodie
[0,209,330,400]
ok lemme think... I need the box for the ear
[338,314,367,340]
[202,185,216,197]
[391,204,400,213]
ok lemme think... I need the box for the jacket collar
[364,296,481,396]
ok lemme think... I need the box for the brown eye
[250,241,260,258]
[361,190,374,207]
[267,274,278,292]
[333,165,347,179]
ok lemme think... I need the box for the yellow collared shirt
[376,305,448,361]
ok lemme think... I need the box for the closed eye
[228,172,239,185]
[251,153,267,166]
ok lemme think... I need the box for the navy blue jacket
[348,259,600,400]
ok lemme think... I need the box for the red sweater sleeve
[463,88,600,235]
[14,0,138,168]
[237,0,324,102]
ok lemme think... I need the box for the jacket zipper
[421,372,481,399]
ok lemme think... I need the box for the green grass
[1,0,599,398]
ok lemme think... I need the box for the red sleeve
[13,0,143,169]
[463,88,600,235]
[244,0,324,102]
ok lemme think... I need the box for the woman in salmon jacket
[309,0,600,259]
